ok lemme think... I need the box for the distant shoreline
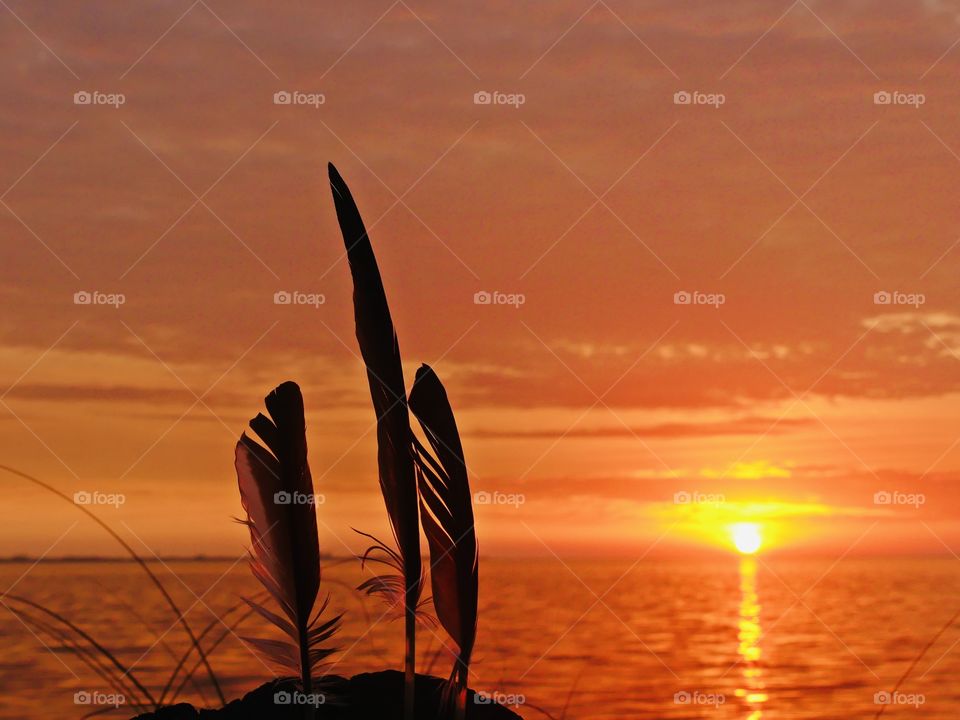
[0,552,956,563]
[0,555,351,564]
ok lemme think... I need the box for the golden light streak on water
[736,557,768,717]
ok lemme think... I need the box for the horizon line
[2,550,957,563]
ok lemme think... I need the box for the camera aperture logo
[273,90,325,108]
[474,490,525,508]
[274,690,326,707]
[274,290,325,308]
[873,290,924,308]
[273,490,325,506]
[473,90,525,108]
[74,90,125,108]
[674,290,725,308]
[74,290,125,308]
[673,690,725,707]
[873,490,925,508]
[74,490,126,508]
[474,290,525,308]
[674,90,725,108]
[873,90,925,108]
[74,691,125,707]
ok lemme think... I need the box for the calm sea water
[1,557,958,719]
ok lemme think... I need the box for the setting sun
[731,523,763,555]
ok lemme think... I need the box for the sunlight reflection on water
[3,557,960,719]
[736,557,767,718]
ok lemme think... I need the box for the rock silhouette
[130,671,523,719]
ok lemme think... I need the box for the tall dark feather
[234,381,340,694]
[408,364,478,720]
[328,163,422,719]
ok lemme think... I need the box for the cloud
[699,460,792,480]
[467,416,813,440]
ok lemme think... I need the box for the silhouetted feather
[234,381,340,692]
[328,163,422,594]
[328,162,422,719]
[408,364,478,720]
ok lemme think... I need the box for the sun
[731,522,762,554]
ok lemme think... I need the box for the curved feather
[328,163,422,599]
[408,364,478,719]
[329,163,423,720]
[234,381,340,691]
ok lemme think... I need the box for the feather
[328,163,423,719]
[328,163,422,594]
[234,381,340,692]
[408,364,478,720]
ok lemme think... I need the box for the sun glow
[657,497,839,553]
[731,522,762,554]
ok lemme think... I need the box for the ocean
[1,557,957,718]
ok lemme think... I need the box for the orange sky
[3,0,960,558]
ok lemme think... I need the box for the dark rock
[131,671,523,719]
